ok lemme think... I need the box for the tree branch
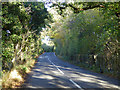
[67,4,105,13]
[51,3,105,15]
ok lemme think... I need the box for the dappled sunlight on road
[32,74,55,80]
[23,54,76,88]
[23,52,120,89]
[53,64,120,88]
[74,75,119,88]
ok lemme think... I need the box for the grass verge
[2,53,43,88]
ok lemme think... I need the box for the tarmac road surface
[22,52,120,89]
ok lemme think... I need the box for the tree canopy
[2,2,51,72]
[1,1,120,88]
[46,1,120,79]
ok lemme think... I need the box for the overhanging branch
[51,3,119,18]
[68,4,105,13]
[51,3,105,15]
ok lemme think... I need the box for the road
[22,52,120,89]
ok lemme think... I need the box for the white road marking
[48,58,64,75]
[54,52,56,57]
[47,56,83,89]
[69,79,83,89]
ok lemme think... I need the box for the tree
[48,2,119,78]
[24,2,51,33]
[2,2,51,72]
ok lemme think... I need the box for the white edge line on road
[48,58,64,75]
[69,79,83,89]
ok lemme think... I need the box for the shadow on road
[22,52,120,89]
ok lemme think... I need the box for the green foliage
[24,2,50,32]
[11,34,22,44]
[2,2,48,73]
[41,43,54,52]
[51,2,119,78]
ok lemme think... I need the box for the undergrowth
[2,56,38,88]
[57,55,120,80]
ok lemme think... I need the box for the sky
[37,0,66,9]
[41,36,50,44]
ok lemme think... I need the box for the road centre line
[54,52,56,57]
[69,79,83,89]
[47,57,83,89]
[48,58,64,75]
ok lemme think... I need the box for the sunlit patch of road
[23,52,120,89]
